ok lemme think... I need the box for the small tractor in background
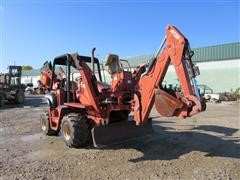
[0,66,25,107]
[39,25,206,148]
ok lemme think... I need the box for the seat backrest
[104,54,121,75]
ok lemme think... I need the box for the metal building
[124,42,240,92]
[22,42,240,92]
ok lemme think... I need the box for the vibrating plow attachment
[90,118,154,148]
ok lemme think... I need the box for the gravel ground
[0,95,239,180]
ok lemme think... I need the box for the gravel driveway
[0,95,239,179]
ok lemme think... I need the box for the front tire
[61,114,90,148]
[15,91,25,104]
[0,94,5,107]
[40,112,59,135]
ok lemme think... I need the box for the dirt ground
[0,95,239,180]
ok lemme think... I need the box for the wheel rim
[41,117,47,131]
[63,123,71,141]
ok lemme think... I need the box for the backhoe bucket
[155,89,183,117]
[91,118,154,148]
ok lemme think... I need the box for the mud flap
[91,118,154,148]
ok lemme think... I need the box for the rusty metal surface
[91,118,154,148]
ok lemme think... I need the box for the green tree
[22,65,33,70]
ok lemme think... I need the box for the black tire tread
[15,91,25,104]
[61,113,90,148]
[0,94,5,107]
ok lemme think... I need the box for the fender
[45,93,57,108]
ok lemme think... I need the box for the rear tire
[0,94,5,107]
[40,112,59,135]
[61,113,90,148]
[15,91,25,104]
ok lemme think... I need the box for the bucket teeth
[90,119,154,148]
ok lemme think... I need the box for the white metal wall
[163,59,240,92]
[21,59,240,93]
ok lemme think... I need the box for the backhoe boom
[134,25,204,125]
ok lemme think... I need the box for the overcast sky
[0,0,239,71]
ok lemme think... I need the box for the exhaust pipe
[91,48,96,74]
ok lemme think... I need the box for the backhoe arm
[134,25,205,125]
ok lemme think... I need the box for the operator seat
[93,53,120,93]
[93,54,121,93]
[96,81,111,92]
[104,53,133,92]
[105,54,121,75]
